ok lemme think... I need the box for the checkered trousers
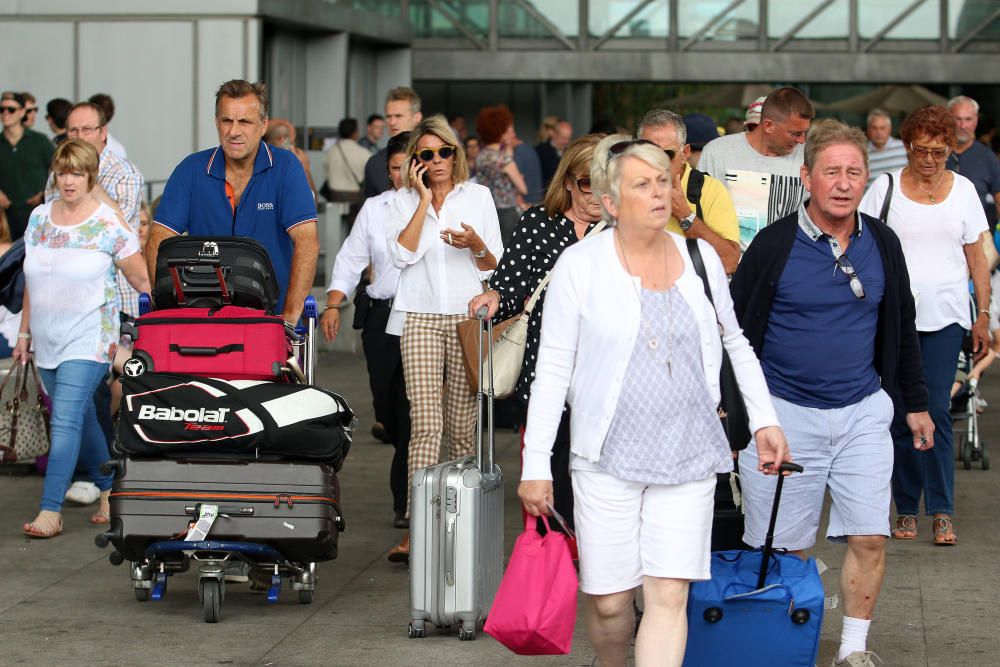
[401,312,478,516]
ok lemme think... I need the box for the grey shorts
[738,389,894,551]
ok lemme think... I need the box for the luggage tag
[185,504,219,542]
[545,502,576,540]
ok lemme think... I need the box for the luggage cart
[96,295,343,623]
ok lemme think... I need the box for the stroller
[95,237,354,622]
[951,294,990,471]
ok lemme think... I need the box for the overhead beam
[426,0,487,50]
[680,0,747,51]
[862,0,927,53]
[591,0,657,50]
[771,0,838,52]
[510,0,576,50]
[951,4,1000,53]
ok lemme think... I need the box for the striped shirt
[867,137,908,190]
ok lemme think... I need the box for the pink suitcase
[124,306,290,381]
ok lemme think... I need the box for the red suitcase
[124,306,290,381]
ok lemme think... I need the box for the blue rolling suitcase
[684,463,824,667]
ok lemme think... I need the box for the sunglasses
[416,145,455,162]
[608,139,657,158]
[0,106,19,114]
[25,107,37,114]
[573,176,592,194]
[909,143,949,160]
[835,255,865,299]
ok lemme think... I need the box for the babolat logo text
[258,202,274,210]
[137,406,231,423]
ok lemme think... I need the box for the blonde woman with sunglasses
[385,115,503,562]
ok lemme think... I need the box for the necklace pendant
[648,337,659,350]
[667,359,672,376]
[929,195,936,203]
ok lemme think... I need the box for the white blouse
[386,181,503,334]
[522,230,780,481]
[327,189,401,300]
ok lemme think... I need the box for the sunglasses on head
[0,106,19,114]
[608,139,657,158]
[416,145,455,162]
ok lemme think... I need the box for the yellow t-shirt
[666,164,740,244]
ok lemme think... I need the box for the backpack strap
[878,173,894,224]
[686,167,706,223]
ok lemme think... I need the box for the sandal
[892,514,918,540]
[933,515,958,546]
[23,511,63,539]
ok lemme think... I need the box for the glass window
[677,0,758,40]
[346,0,401,18]
[767,0,848,39]
[409,0,489,39]
[952,0,1000,41]
[858,0,940,40]
[589,0,669,39]
[498,0,579,39]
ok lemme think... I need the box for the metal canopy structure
[402,0,1000,83]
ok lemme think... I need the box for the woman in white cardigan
[519,135,791,666]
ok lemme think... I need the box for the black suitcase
[106,457,344,563]
[153,236,280,313]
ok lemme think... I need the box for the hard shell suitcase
[105,457,344,564]
[408,307,504,641]
[684,463,824,667]
[152,237,280,313]
[124,306,290,381]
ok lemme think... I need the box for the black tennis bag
[116,373,354,469]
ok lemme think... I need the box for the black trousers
[361,300,410,515]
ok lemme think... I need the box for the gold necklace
[912,169,946,203]
[618,230,673,376]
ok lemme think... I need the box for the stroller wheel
[981,442,990,471]
[962,439,972,470]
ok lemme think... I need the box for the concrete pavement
[1,349,999,666]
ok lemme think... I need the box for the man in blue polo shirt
[148,79,318,322]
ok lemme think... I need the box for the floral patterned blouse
[24,201,140,368]
[475,146,518,209]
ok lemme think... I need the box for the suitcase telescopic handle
[474,305,496,478]
[757,462,804,590]
[166,259,232,306]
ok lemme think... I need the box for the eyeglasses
[909,143,949,160]
[835,255,865,299]
[67,125,104,137]
[609,139,657,158]
[0,106,19,114]
[573,176,592,194]
[416,145,455,162]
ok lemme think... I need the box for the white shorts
[571,466,716,595]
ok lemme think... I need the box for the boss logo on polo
[258,202,275,210]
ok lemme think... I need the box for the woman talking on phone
[385,115,503,562]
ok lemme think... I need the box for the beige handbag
[484,220,606,399]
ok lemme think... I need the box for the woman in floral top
[18,139,150,538]
[467,134,605,532]
[474,105,528,249]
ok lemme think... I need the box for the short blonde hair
[804,119,869,172]
[51,139,100,191]
[401,115,469,189]
[590,134,671,224]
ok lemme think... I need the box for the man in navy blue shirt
[948,95,1000,227]
[148,80,318,323]
[730,120,932,667]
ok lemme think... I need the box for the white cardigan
[522,230,780,481]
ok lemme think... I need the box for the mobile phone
[411,158,430,187]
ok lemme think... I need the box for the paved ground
[2,349,999,666]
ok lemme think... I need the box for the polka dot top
[489,204,604,406]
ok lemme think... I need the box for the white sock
[838,616,871,661]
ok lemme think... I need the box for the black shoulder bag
[686,238,751,451]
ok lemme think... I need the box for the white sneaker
[832,650,883,667]
[64,481,101,505]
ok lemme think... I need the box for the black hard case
[153,236,280,313]
[108,457,343,563]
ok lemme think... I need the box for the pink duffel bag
[484,515,578,655]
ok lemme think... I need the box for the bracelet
[324,304,345,311]
[16,332,30,340]
[980,309,991,317]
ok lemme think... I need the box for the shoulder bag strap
[686,237,715,306]
[336,141,364,189]
[878,173,894,224]
[523,220,607,314]
[686,168,706,222]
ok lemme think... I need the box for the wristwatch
[679,211,697,231]
[472,247,488,259]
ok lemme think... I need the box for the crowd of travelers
[3,77,999,666]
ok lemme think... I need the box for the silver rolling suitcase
[408,306,504,641]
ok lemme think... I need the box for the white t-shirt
[24,201,140,368]
[860,170,987,331]
[699,132,806,250]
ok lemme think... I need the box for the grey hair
[866,108,892,126]
[637,108,687,145]
[948,95,980,113]
[591,133,672,225]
